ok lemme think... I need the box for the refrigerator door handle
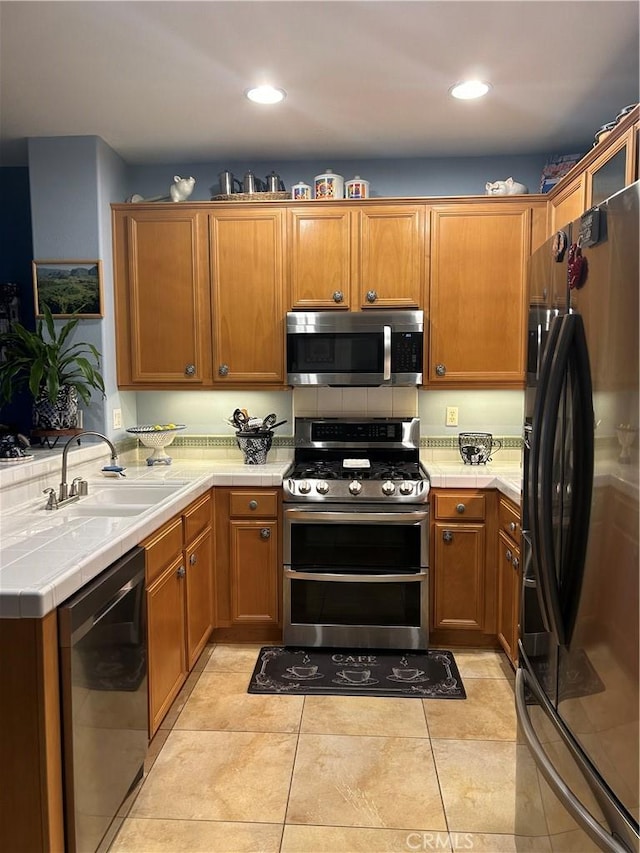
[529,315,562,636]
[515,668,630,853]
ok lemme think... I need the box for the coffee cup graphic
[340,669,371,683]
[391,667,421,680]
[288,665,318,679]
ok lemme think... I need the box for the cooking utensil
[262,413,277,428]
[232,409,249,429]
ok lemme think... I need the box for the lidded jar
[345,175,370,199]
[314,168,344,200]
[291,181,312,201]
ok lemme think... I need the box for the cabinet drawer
[143,516,183,585]
[434,492,486,521]
[184,491,212,544]
[229,490,279,518]
[499,497,521,544]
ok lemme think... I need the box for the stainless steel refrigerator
[516,182,639,852]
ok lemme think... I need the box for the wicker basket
[210,191,290,202]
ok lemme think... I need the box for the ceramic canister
[291,181,312,200]
[345,175,370,199]
[314,168,344,200]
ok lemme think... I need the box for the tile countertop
[424,459,523,505]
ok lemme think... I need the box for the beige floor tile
[424,678,517,741]
[432,739,547,836]
[110,817,282,852]
[130,729,296,823]
[204,644,266,674]
[286,733,446,831]
[452,832,552,851]
[451,648,514,680]
[301,695,428,737]
[175,671,303,733]
[281,823,452,852]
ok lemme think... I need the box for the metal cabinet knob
[512,557,520,570]
[185,363,196,376]
[260,528,271,539]
[333,290,344,303]
[248,500,258,510]
[509,521,517,533]
[189,553,197,566]
[442,530,453,542]
[218,364,229,376]
[456,503,465,514]
[435,363,446,376]
[366,290,377,303]
[506,549,513,563]
[177,566,186,578]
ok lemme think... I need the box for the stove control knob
[349,480,362,495]
[399,481,414,495]
[316,480,330,495]
[298,480,311,494]
[382,480,396,496]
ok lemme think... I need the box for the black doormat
[248,647,466,699]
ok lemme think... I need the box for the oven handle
[284,509,429,524]
[284,569,428,583]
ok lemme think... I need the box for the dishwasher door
[58,546,147,853]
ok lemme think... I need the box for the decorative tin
[291,181,312,201]
[314,168,344,200]
[345,175,370,199]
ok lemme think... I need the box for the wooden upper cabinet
[112,206,212,387]
[550,174,586,233]
[429,202,531,386]
[358,205,427,308]
[288,206,356,308]
[209,209,286,384]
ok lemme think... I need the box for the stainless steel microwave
[286,310,423,386]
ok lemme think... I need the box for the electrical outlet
[446,406,458,427]
[112,408,123,430]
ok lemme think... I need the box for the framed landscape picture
[33,259,103,318]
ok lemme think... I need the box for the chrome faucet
[58,431,118,503]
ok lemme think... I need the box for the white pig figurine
[485,177,529,195]
[170,175,196,202]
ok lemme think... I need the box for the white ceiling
[1,1,638,167]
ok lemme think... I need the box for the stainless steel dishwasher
[58,546,147,853]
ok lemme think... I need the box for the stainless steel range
[283,417,430,650]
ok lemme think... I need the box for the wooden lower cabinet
[214,487,282,642]
[496,496,522,667]
[143,490,213,736]
[430,488,499,648]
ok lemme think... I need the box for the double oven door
[283,503,429,650]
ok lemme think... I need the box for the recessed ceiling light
[245,85,287,105]
[449,80,492,100]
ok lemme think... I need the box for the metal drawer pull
[332,290,344,303]
[456,503,465,514]
[366,289,377,303]
[177,566,186,578]
[249,500,258,510]
[509,521,517,533]
[512,557,519,570]
[443,530,453,542]
[435,363,446,376]
[506,549,513,562]
[189,553,197,566]
[260,528,271,539]
[185,363,196,376]
[218,363,229,376]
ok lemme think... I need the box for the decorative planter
[32,385,79,430]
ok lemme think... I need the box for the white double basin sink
[45,481,187,518]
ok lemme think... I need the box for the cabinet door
[359,205,427,308]
[497,531,519,665]
[229,520,279,625]
[184,527,213,670]
[550,175,587,233]
[112,207,211,387]
[433,521,485,630]
[147,556,187,736]
[430,203,530,385]
[288,207,356,309]
[209,210,285,384]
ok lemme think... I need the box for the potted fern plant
[0,303,105,430]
